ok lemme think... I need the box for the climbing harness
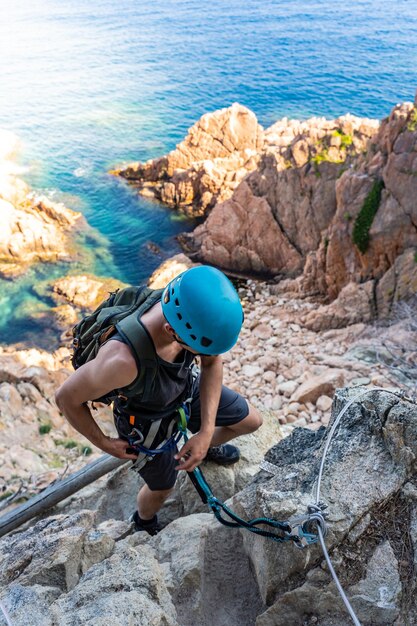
[127,423,183,456]
[125,411,185,472]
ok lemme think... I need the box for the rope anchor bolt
[289,502,329,549]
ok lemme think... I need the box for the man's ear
[164,323,175,338]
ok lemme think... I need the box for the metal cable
[314,386,409,626]
[315,386,405,503]
[317,526,361,626]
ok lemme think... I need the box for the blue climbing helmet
[161,265,244,355]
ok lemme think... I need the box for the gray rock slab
[50,544,178,626]
[349,541,401,625]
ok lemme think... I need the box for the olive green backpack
[71,285,163,403]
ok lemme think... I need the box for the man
[55,266,262,535]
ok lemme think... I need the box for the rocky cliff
[114,101,417,329]
[0,131,84,279]
[113,103,264,217]
[1,389,416,626]
[186,112,379,277]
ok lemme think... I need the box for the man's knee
[139,484,174,500]
[246,404,263,432]
[233,403,262,435]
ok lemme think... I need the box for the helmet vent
[177,313,182,320]
[185,322,192,329]
[174,298,180,306]
[201,336,213,348]
[190,334,197,341]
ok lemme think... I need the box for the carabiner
[128,427,145,445]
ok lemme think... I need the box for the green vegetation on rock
[407,107,417,132]
[310,130,352,170]
[332,128,353,147]
[311,148,344,166]
[352,179,385,253]
[39,423,52,435]
[63,439,78,449]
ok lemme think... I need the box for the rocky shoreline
[0,131,85,280]
[116,99,417,328]
[0,100,416,625]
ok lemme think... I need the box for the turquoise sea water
[0,0,417,347]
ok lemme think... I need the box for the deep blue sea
[1,0,417,347]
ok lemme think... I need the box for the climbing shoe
[205,444,240,465]
[129,511,162,536]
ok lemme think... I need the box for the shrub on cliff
[352,178,384,253]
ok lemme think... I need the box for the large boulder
[301,280,376,331]
[114,103,264,216]
[0,511,178,626]
[184,113,378,275]
[231,388,417,625]
[147,253,196,289]
[0,129,83,278]
[51,275,126,310]
[301,246,417,331]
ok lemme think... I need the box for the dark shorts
[114,382,249,491]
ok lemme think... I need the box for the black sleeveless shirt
[109,301,195,419]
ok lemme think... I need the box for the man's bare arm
[175,354,223,471]
[55,341,139,459]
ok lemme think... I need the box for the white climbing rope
[314,386,406,504]
[316,525,361,626]
[314,386,411,626]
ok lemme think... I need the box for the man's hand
[101,436,139,460]
[174,431,212,472]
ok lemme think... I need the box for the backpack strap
[115,289,163,402]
